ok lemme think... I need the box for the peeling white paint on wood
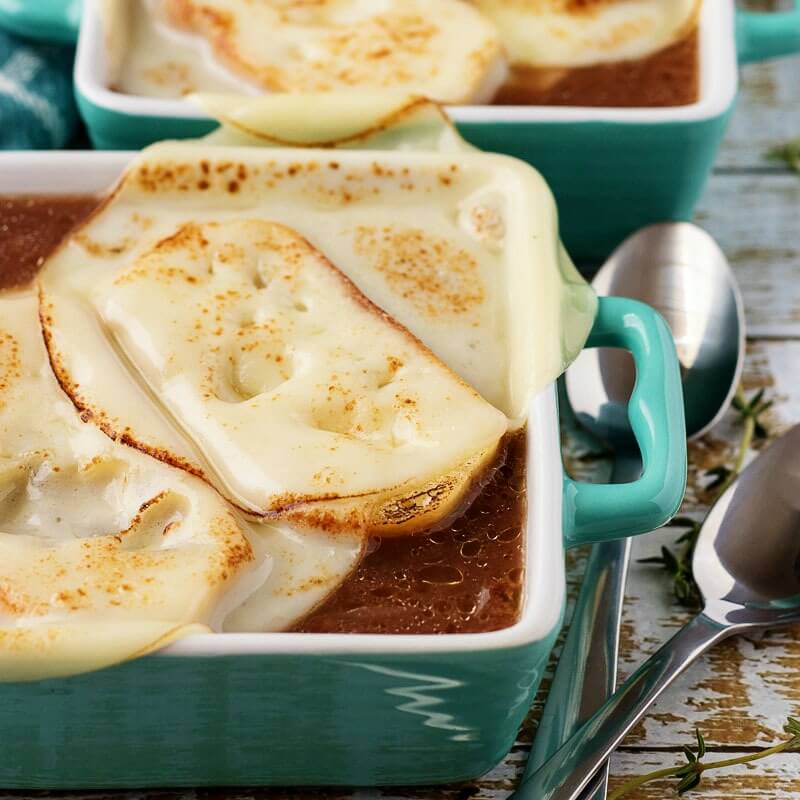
[694,177,800,339]
[717,52,800,171]
[748,341,800,424]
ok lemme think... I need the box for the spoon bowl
[695,424,800,620]
[522,423,800,800]
[567,222,745,448]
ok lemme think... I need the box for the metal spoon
[523,223,744,799]
[520,422,800,800]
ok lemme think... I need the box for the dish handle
[736,0,800,64]
[562,297,687,547]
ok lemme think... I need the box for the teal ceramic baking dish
[0,0,82,43]
[57,0,800,258]
[0,148,687,789]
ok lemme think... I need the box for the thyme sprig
[768,138,800,173]
[639,386,772,607]
[608,718,800,799]
[638,517,701,607]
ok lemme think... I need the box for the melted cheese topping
[107,0,507,104]
[223,522,363,631]
[36,136,590,533]
[45,217,507,529]
[0,290,366,680]
[471,0,701,68]
[106,0,258,97]
[42,140,596,422]
[191,97,596,397]
[0,292,256,680]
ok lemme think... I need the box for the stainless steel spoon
[523,223,745,800]
[521,422,800,800]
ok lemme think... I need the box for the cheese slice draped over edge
[196,93,467,152]
[38,136,593,440]
[109,0,507,104]
[190,98,596,413]
[0,292,258,681]
[40,206,507,531]
[471,0,701,68]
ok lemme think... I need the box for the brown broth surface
[497,28,699,108]
[0,195,101,290]
[0,193,527,636]
[297,431,526,635]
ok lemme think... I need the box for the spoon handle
[525,454,640,800]
[517,613,730,800]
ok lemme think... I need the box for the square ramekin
[0,149,687,788]
[68,0,800,259]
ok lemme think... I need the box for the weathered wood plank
[693,175,800,339]
[717,0,799,172]
[3,750,800,800]
[718,54,800,172]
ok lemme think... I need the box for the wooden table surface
[603,48,800,799]
[5,19,800,800]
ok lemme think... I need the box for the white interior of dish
[74,0,737,124]
[0,151,567,654]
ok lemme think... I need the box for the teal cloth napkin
[0,28,77,149]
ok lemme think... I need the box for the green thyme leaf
[660,546,679,574]
[676,772,701,794]
[675,527,699,545]
[674,763,693,776]
[695,729,706,759]
[768,138,800,173]
[674,574,701,607]
[783,717,800,738]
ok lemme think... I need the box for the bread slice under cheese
[0,292,258,681]
[40,217,508,535]
[158,0,507,103]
